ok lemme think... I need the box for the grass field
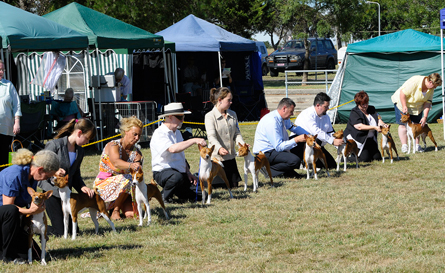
[5,122,445,272]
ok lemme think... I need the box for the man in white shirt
[150,103,207,203]
[253,98,308,178]
[293,92,344,169]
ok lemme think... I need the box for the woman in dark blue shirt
[0,148,59,264]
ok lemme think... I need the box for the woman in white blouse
[204,87,244,187]
[344,91,387,162]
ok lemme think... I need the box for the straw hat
[159,102,191,118]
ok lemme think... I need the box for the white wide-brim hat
[159,102,191,118]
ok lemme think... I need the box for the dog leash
[195,158,201,202]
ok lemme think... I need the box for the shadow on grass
[51,243,143,260]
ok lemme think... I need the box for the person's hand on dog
[293,135,306,143]
[55,168,66,177]
[420,117,427,127]
[219,147,229,156]
[81,186,95,198]
[333,138,345,146]
[29,200,46,215]
[195,138,207,147]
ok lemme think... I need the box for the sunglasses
[174,115,184,120]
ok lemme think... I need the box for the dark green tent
[0,2,88,52]
[43,2,164,52]
[328,29,444,124]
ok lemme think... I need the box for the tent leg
[441,29,445,140]
[218,51,223,88]
[162,48,171,103]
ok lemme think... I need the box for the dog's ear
[45,190,53,199]
[304,134,307,140]
[198,144,202,150]
[27,187,35,196]
[238,142,242,147]
[379,125,383,129]
[210,145,215,153]
[388,124,391,129]
[314,134,318,139]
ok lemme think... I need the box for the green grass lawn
[8,122,445,272]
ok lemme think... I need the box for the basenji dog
[236,142,273,192]
[400,113,438,154]
[25,187,52,265]
[198,144,233,204]
[130,167,169,226]
[380,125,399,163]
[332,129,359,171]
[303,134,330,180]
[52,174,116,240]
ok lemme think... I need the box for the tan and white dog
[400,113,437,154]
[52,174,116,240]
[332,129,359,171]
[380,125,399,163]
[130,167,169,226]
[25,187,52,265]
[236,143,273,192]
[303,134,330,180]
[198,144,233,204]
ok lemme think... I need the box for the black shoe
[279,170,303,179]
[3,257,27,265]
[163,197,174,204]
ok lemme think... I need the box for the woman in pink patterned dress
[94,116,143,221]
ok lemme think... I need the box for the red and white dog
[25,187,52,265]
[332,129,359,171]
[130,166,169,226]
[303,134,330,180]
[380,125,399,163]
[198,144,233,204]
[52,174,115,240]
[236,143,273,192]
[400,113,437,154]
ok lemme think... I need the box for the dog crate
[114,101,157,142]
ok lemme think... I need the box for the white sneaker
[416,145,424,153]
[401,144,408,153]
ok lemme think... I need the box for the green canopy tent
[0,1,88,81]
[43,2,175,143]
[328,29,444,125]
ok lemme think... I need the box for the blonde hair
[428,73,442,86]
[12,149,59,172]
[210,87,231,105]
[119,116,143,137]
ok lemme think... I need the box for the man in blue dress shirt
[253,98,308,178]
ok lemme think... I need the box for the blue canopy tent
[328,29,445,126]
[157,14,264,121]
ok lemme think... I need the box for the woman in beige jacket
[204,87,244,187]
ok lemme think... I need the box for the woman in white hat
[150,103,207,203]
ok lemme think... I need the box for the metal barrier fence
[114,101,157,142]
[284,69,337,97]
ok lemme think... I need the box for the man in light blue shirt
[253,98,308,178]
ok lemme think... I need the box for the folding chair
[16,101,46,152]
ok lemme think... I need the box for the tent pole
[96,48,104,150]
[173,53,178,101]
[441,29,445,140]
[5,48,10,81]
[162,47,171,103]
[218,51,223,88]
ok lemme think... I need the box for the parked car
[255,41,269,76]
[266,38,337,77]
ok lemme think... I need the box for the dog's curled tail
[150,179,158,185]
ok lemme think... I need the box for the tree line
[5,0,445,49]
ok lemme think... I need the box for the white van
[337,46,347,66]
[255,41,269,75]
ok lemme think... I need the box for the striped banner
[15,49,131,107]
